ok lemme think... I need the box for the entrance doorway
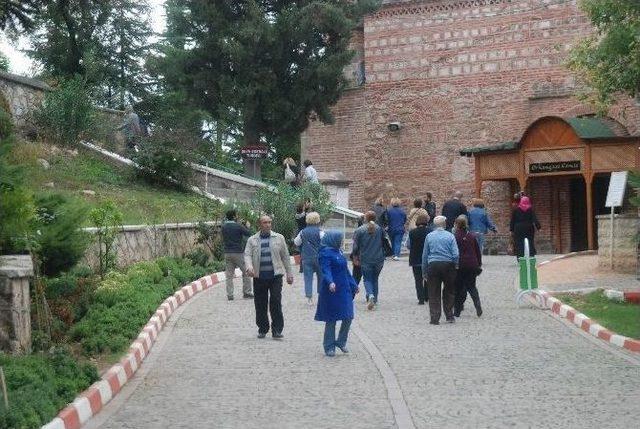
[569,177,587,252]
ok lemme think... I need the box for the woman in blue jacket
[386,198,407,260]
[315,230,359,357]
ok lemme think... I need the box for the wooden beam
[586,173,595,250]
[474,157,482,197]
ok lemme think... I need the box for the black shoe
[429,320,439,325]
[453,310,461,317]
[243,293,254,299]
[418,300,425,305]
[227,296,234,301]
[446,317,455,323]
[272,332,284,339]
[257,332,266,338]
[476,307,483,317]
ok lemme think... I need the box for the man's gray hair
[433,215,447,228]
[454,190,463,199]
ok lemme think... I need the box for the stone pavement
[538,254,640,293]
[88,256,639,429]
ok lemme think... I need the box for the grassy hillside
[11,141,204,225]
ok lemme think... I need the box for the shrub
[35,77,96,147]
[33,193,91,276]
[0,347,98,429]
[89,201,123,278]
[132,127,194,188]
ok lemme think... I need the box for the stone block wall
[0,255,33,355]
[83,222,218,270]
[597,214,639,274]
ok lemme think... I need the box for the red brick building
[302,0,640,254]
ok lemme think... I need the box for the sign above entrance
[605,171,628,208]
[240,145,268,159]
[529,160,581,174]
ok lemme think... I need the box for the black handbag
[382,231,393,257]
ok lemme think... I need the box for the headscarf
[321,229,343,250]
[518,196,532,212]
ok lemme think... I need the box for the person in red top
[453,215,483,317]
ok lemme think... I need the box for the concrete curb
[42,255,301,429]
[537,252,640,354]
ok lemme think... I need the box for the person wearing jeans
[244,215,294,339]
[422,216,459,324]
[468,198,497,254]
[352,211,385,310]
[315,230,358,356]
[294,212,324,305]
[386,198,407,260]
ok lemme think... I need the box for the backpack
[284,164,296,182]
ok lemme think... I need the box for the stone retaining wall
[0,255,33,355]
[83,222,218,270]
[597,214,639,274]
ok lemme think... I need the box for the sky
[0,0,167,76]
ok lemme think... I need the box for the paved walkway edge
[41,255,302,429]
[537,252,640,354]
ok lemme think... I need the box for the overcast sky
[0,0,166,76]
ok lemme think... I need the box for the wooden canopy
[460,116,640,250]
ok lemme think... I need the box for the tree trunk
[242,117,262,179]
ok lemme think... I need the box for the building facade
[302,0,640,254]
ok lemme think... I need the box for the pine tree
[0,0,42,32]
[159,0,379,152]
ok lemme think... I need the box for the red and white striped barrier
[43,255,302,429]
[540,290,640,354]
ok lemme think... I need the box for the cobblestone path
[89,256,639,429]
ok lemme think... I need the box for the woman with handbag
[315,230,358,357]
[352,211,385,310]
[453,215,483,317]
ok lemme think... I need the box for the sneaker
[446,317,455,323]
[325,349,336,357]
[257,332,266,338]
[227,296,234,301]
[336,345,349,354]
[243,293,254,299]
[453,310,461,317]
[367,296,375,310]
[306,297,314,306]
[392,256,400,261]
[272,332,284,339]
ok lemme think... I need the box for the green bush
[132,127,194,188]
[35,77,96,147]
[0,348,98,429]
[33,193,91,276]
[70,258,210,356]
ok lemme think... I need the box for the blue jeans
[473,232,485,254]
[323,319,352,353]
[390,231,403,257]
[302,260,321,298]
[361,262,384,302]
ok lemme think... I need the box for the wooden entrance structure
[460,116,640,250]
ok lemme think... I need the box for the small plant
[35,76,96,146]
[132,127,195,188]
[89,201,123,278]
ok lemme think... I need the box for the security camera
[387,122,401,132]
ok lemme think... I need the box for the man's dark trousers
[411,266,427,303]
[254,276,284,334]
[426,261,456,322]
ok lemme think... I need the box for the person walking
[244,215,294,339]
[407,214,432,305]
[386,198,407,261]
[424,192,436,225]
[453,215,483,318]
[303,159,319,184]
[349,215,365,286]
[442,191,468,231]
[294,212,324,306]
[510,196,541,259]
[468,198,497,254]
[371,197,388,227]
[406,198,428,232]
[118,106,143,152]
[352,211,385,310]
[422,215,459,324]
[315,230,358,357]
[221,209,253,301]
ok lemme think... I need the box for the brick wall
[302,0,640,223]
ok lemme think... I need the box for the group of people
[220,189,543,356]
[283,158,319,186]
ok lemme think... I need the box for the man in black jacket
[423,192,436,224]
[221,209,253,300]
[441,191,468,231]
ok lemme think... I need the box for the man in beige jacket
[244,215,294,339]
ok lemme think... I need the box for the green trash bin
[518,257,538,290]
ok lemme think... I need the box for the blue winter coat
[386,206,407,234]
[314,247,357,322]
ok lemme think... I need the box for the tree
[568,0,640,110]
[0,0,41,32]
[0,50,9,71]
[158,0,379,158]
